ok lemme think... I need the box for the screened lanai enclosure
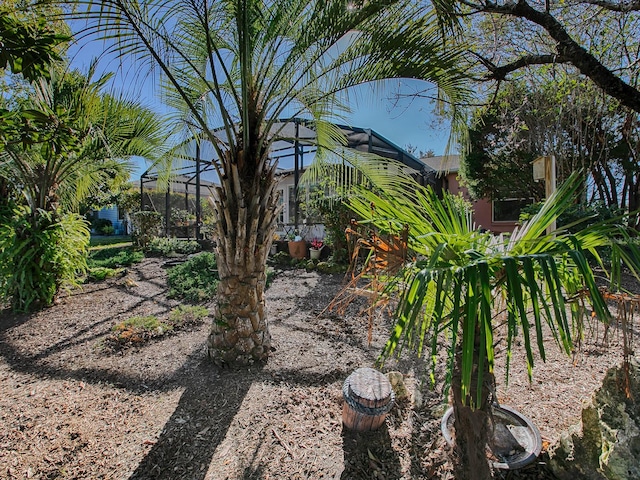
[139,118,435,240]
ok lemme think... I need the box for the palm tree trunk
[207,260,271,365]
[206,149,278,365]
[451,327,495,480]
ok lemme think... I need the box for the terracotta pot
[288,240,307,259]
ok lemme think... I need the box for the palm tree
[346,168,639,479]
[70,0,469,365]
[1,63,166,212]
[0,63,167,310]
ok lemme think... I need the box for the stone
[386,371,409,401]
[549,358,640,480]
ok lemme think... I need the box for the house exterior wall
[443,172,517,234]
[274,173,324,241]
[96,206,127,235]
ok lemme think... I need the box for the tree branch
[579,0,640,12]
[470,51,571,81]
[477,0,640,113]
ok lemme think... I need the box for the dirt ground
[0,257,637,480]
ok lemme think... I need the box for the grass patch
[167,252,219,303]
[169,305,210,326]
[105,305,210,349]
[88,246,144,269]
[87,266,125,282]
[89,235,132,247]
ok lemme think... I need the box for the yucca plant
[347,169,640,479]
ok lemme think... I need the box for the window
[492,198,533,223]
[277,189,284,225]
[288,185,296,224]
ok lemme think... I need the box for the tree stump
[342,367,395,431]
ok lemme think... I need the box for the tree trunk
[206,147,279,365]
[207,261,271,365]
[451,330,496,480]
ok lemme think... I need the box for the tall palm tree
[346,168,639,479]
[70,0,469,365]
[0,63,167,310]
[1,63,167,212]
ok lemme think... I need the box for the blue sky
[69,42,453,181]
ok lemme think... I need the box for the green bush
[0,206,90,311]
[168,304,209,326]
[130,211,163,248]
[167,252,219,302]
[88,247,144,269]
[100,225,115,235]
[92,217,112,230]
[146,237,201,256]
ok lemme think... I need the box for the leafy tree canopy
[0,3,70,82]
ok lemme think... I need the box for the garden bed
[0,258,637,479]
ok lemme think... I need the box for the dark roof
[420,155,460,173]
[141,118,430,185]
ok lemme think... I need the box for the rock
[386,371,409,401]
[549,358,640,480]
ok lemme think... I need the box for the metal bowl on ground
[441,404,543,470]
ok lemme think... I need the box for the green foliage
[520,201,624,234]
[302,176,358,266]
[87,266,124,281]
[130,211,163,248]
[146,237,201,257]
[92,218,114,235]
[265,268,276,289]
[0,7,70,82]
[461,82,544,202]
[88,246,144,269]
[346,170,640,405]
[168,304,209,326]
[106,305,210,349]
[89,235,131,247]
[0,65,168,215]
[167,252,219,303]
[170,208,195,225]
[0,206,90,311]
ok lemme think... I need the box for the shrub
[100,225,115,236]
[167,252,219,302]
[88,247,144,269]
[146,237,201,257]
[130,211,163,248]
[92,217,112,231]
[110,315,170,345]
[0,206,90,311]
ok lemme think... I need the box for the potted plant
[309,238,324,260]
[270,233,280,255]
[287,231,307,259]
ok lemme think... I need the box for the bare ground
[0,257,637,480]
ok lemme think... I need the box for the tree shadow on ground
[129,360,259,480]
[0,265,375,479]
[341,424,402,479]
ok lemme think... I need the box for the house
[273,124,432,240]
[421,155,524,234]
[92,205,127,235]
